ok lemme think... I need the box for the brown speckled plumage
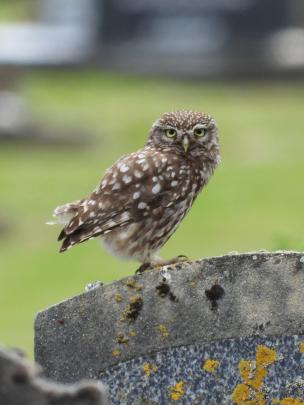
[51,110,220,266]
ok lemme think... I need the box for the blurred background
[1,0,304,356]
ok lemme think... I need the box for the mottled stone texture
[101,334,304,404]
[0,346,107,405]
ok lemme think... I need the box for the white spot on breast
[120,164,129,173]
[112,182,121,190]
[138,202,147,209]
[133,191,141,199]
[152,183,161,194]
[89,212,95,218]
[161,157,167,163]
[171,180,178,187]
[152,176,158,182]
[88,200,96,206]
[142,164,149,171]
[122,175,132,184]
[134,170,143,178]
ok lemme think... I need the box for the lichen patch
[122,295,143,322]
[168,381,186,401]
[231,344,278,404]
[143,362,158,377]
[159,324,169,338]
[202,359,219,373]
[111,350,121,357]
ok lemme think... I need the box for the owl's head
[147,110,219,160]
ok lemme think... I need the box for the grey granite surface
[101,334,304,404]
[0,346,107,405]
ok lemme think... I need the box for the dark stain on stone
[11,365,29,384]
[75,385,101,400]
[253,321,271,334]
[156,281,178,302]
[295,258,304,272]
[123,295,143,322]
[205,284,225,310]
[57,319,65,325]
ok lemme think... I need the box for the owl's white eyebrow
[193,124,208,129]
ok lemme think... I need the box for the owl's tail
[46,200,82,226]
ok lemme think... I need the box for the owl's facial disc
[148,110,219,157]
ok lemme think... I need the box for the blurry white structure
[267,28,304,69]
[0,0,98,65]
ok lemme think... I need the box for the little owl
[49,110,220,271]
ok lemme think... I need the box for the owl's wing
[58,150,191,252]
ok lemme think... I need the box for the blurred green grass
[0,0,32,22]
[1,70,304,356]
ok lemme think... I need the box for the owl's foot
[135,255,190,274]
[135,263,152,274]
[151,255,190,269]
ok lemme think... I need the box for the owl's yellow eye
[194,128,206,137]
[165,129,177,138]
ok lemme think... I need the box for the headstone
[35,252,304,403]
[0,346,107,405]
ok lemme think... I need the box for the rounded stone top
[34,251,304,383]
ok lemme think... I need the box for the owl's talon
[177,255,189,262]
[135,263,151,274]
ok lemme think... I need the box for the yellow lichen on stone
[143,362,158,377]
[280,399,304,405]
[231,384,266,405]
[256,345,277,367]
[246,366,267,391]
[231,345,278,404]
[231,384,251,403]
[169,381,186,401]
[202,359,220,373]
[159,324,169,338]
[111,350,121,357]
[239,359,254,381]
[115,293,124,303]
[299,342,304,353]
[115,332,129,345]
[129,330,136,337]
[125,278,143,291]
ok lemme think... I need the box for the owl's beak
[182,136,189,152]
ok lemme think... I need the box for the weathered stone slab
[35,251,304,402]
[0,346,107,405]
